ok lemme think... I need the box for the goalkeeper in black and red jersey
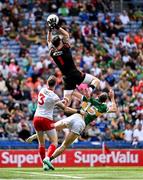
[47,16,101,105]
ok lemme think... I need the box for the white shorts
[82,73,94,84]
[63,73,94,98]
[63,90,73,98]
[60,113,85,135]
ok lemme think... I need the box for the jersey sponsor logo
[53,51,63,56]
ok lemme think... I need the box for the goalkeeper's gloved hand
[55,23,60,30]
[49,25,54,32]
[48,18,57,25]
[48,18,60,30]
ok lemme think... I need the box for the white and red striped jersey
[34,87,60,120]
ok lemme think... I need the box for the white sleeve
[54,94,60,102]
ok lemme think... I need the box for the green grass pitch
[0,167,143,180]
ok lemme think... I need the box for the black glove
[48,18,60,30]
[55,23,60,30]
[48,23,55,32]
[48,18,56,24]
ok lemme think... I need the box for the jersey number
[81,101,102,116]
[57,56,64,65]
[38,93,45,105]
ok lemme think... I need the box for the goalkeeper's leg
[82,73,100,92]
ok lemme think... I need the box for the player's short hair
[51,35,61,47]
[98,92,108,103]
[47,75,57,87]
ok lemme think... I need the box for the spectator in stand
[122,50,131,63]
[117,116,126,131]
[103,127,113,141]
[87,125,101,141]
[90,62,102,77]
[114,15,124,35]
[97,17,106,36]
[91,22,98,37]
[0,74,8,94]
[11,103,25,123]
[134,113,143,129]
[123,123,133,142]
[58,2,69,16]
[96,118,108,137]
[105,68,116,87]
[95,0,111,13]
[0,60,10,79]
[119,10,130,25]
[133,124,143,143]
[134,31,143,45]
[36,55,45,73]
[0,42,11,55]
[121,66,136,84]
[82,50,94,69]
[138,85,143,100]
[106,42,116,57]
[117,76,131,95]
[6,78,23,100]
[0,125,5,138]
[5,118,17,139]
[17,119,31,141]
[106,22,117,37]
[81,22,92,38]
[28,98,37,118]
[136,98,143,112]
[8,59,19,76]
[122,106,132,124]
[16,27,31,48]
[34,7,43,21]
[132,80,141,96]
[37,40,49,57]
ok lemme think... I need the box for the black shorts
[63,70,85,90]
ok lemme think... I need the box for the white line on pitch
[12,171,83,179]
[0,179,25,180]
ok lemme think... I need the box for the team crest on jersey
[53,51,63,56]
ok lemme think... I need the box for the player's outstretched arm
[47,16,57,45]
[108,89,117,113]
[56,100,80,115]
[58,27,69,39]
[47,29,52,45]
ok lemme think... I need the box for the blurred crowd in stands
[0,0,143,146]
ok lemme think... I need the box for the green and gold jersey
[81,96,108,125]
